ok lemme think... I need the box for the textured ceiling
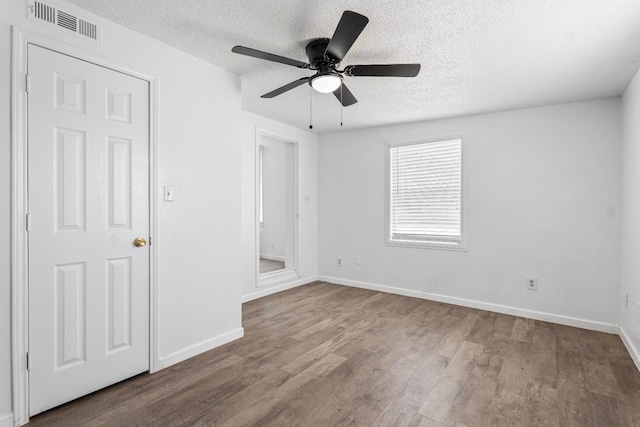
[66,0,640,133]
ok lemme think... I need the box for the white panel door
[27,44,150,415]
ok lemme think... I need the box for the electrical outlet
[355,256,361,265]
[526,276,538,291]
[337,257,343,266]
[270,241,275,249]
[164,185,174,202]
[636,303,640,323]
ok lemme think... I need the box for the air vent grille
[34,1,55,23]
[57,11,77,32]
[79,19,97,40]
[28,0,101,42]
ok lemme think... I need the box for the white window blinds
[389,138,462,245]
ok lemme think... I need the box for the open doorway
[256,130,298,286]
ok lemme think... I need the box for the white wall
[259,137,287,259]
[319,99,621,331]
[621,67,640,368]
[241,111,318,301]
[1,0,243,423]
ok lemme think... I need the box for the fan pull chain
[340,84,343,127]
[309,86,313,130]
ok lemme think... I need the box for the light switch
[164,186,174,202]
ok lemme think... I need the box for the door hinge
[26,352,31,370]
[26,213,31,232]
[25,74,31,94]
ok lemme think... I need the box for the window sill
[385,239,467,252]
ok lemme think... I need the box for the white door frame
[254,128,299,288]
[10,27,160,426]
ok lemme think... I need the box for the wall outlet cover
[164,185,174,202]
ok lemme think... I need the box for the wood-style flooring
[259,258,285,274]
[29,281,640,426]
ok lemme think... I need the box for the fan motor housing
[306,38,334,70]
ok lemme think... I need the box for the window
[386,137,464,249]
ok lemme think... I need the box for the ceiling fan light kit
[231,10,421,109]
[311,73,342,93]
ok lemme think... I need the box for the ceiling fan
[231,10,421,107]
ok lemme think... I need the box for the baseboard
[619,327,640,372]
[0,413,13,427]
[318,276,619,334]
[258,269,298,286]
[242,276,318,303]
[156,327,244,370]
[259,254,285,262]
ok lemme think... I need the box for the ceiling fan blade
[261,77,310,98]
[232,46,309,69]
[345,64,421,77]
[333,83,358,106]
[324,11,369,62]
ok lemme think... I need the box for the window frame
[385,135,467,251]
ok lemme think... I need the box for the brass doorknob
[133,237,147,247]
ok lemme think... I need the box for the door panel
[28,44,150,415]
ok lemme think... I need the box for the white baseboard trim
[259,269,298,286]
[156,327,244,370]
[619,327,640,372]
[318,276,619,334]
[259,254,285,262]
[243,276,318,303]
[0,413,13,427]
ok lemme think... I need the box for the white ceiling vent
[27,0,101,43]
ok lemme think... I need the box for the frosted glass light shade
[311,74,342,93]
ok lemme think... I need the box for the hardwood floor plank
[410,413,447,426]
[28,282,640,427]
[219,353,346,426]
[609,358,640,424]
[531,321,556,351]
[556,349,586,385]
[446,359,498,425]
[417,341,484,423]
[259,258,285,274]
[583,358,625,401]
[465,311,497,345]
[76,354,243,426]
[80,407,159,427]
[437,312,480,358]
[526,346,557,388]
[510,317,535,343]
[373,353,450,426]
[491,313,517,339]
[600,333,633,361]
[558,379,597,426]
[290,317,335,341]
[592,392,633,427]
[404,331,446,362]
[522,380,560,427]
[485,358,527,425]
[279,348,377,425]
